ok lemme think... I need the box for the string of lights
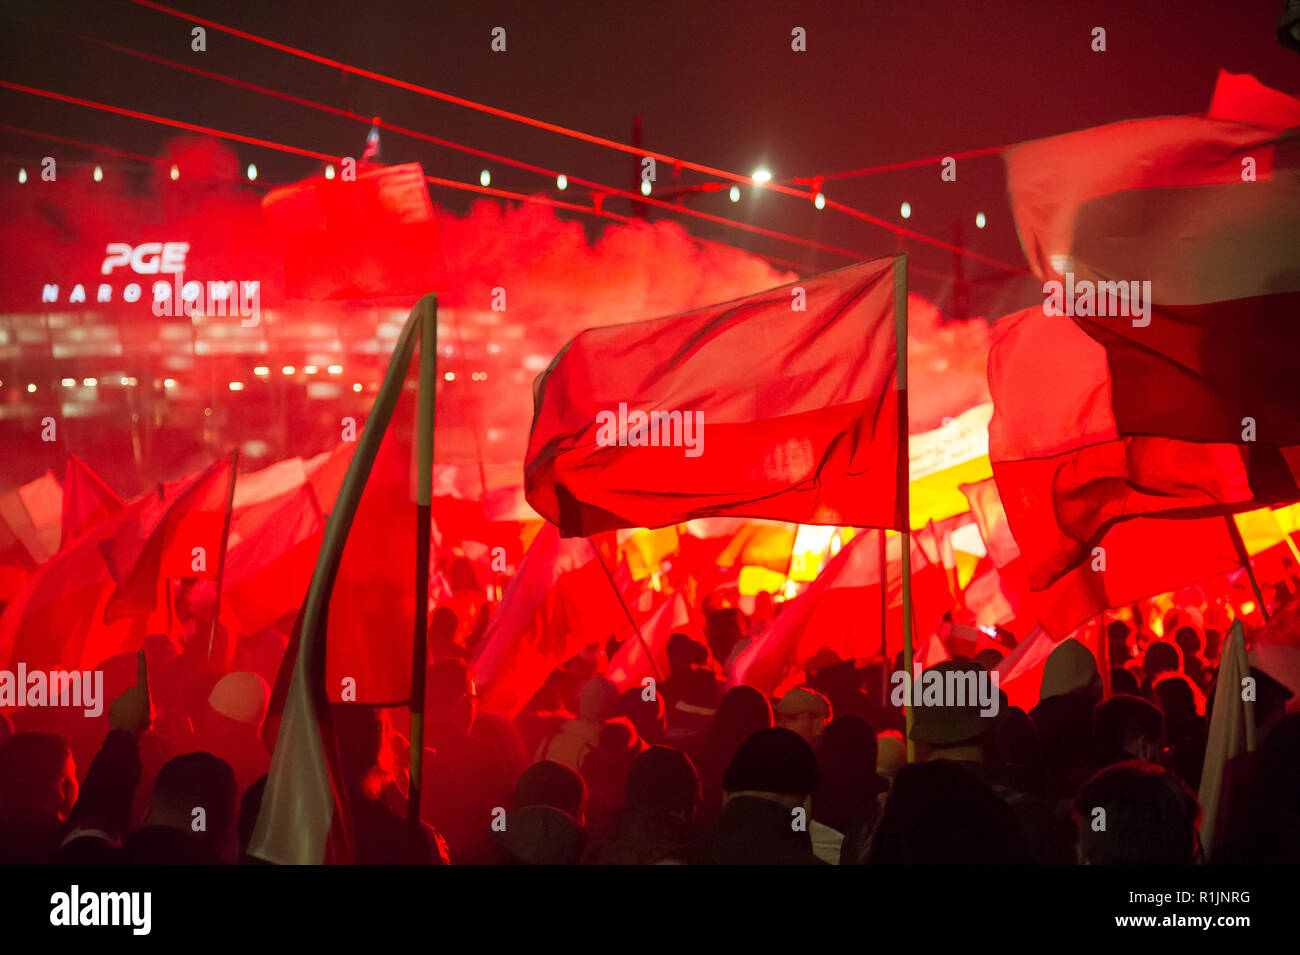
[124,0,1025,273]
[0,81,870,263]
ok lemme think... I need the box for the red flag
[960,474,1242,638]
[61,454,123,548]
[989,307,1290,592]
[471,524,627,718]
[730,530,954,696]
[261,162,448,301]
[192,482,324,641]
[0,495,154,671]
[101,458,233,623]
[525,257,907,537]
[253,298,440,865]
[997,75,1300,589]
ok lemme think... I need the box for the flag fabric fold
[251,295,437,865]
[525,257,908,537]
[471,524,627,718]
[730,529,953,696]
[996,74,1300,591]
[61,455,123,548]
[100,458,234,624]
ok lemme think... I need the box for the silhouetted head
[146,751,237,848]
[1142,641,1182,681]
[1093,694,1165,763]
[329,704,396,798]
[426,657,477,734]
[514,760,587,821]
[868,759,1031,864]
[0,732,77,821]
[626,746,701,818]
[1073,761,1199,864]
[774,686,832,745]
[723,726,820,813]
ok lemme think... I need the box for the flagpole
[1097,612,1111,699]
[878,527,888,705]
[593,543,664,682]
[1225,515,1270,622]
[250,298,428,865]
[408,295,437,827]
[894,253,914,761]
[207,447,240,666]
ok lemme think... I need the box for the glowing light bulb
[92,166,103,182]
[325,164,335,180]
[18,168,27,184]
[640,179,651,196]
[556,174,567,190]
[729,185,740,202]
[479,169,491,187]
[814,192,826,210]
[752,169,772,184]
[247,164,258,181]
[170,164,179,181]
[975,211,986,229]
[900,201,912,219]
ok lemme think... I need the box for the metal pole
[408,295,437,826]
[593,543,663,682]
[1225,515,1271,622]
[894,254,914,761]
[207,447,240,666]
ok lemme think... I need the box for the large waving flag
[996,74,1300,590]
[525,256,908,537]
[988,304,1291,592]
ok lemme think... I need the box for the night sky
[2,0,1296,317]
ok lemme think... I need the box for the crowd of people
[1,590,1298,866]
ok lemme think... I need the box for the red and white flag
[996,74,1300,590]
[525,257,908,537]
